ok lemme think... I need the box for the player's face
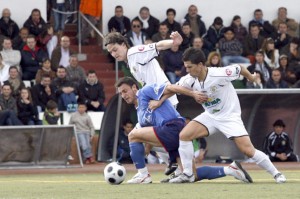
[184,61,202,78]
[118,84,137,105]
[107,43,127,62]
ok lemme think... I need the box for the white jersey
[177,64,242,119]
[127,43,178,106]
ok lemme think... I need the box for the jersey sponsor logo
[138,46,145,51]
[235,67,240,74]
[225,69,232,76]
[203,98,221,108]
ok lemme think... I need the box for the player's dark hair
[166,8,176,16]
[182,47,206,64]
[115,77,139,89]
[104,32,130,48]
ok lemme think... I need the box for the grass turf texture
[1,170,300,199]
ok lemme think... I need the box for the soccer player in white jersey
[167,47,286,183]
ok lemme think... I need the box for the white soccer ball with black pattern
[104,162,126,185]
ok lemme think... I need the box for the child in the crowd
[69,102,95,164]
[42,100,60,125]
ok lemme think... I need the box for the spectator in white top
[0,38,21,70]
[0,53,10,85]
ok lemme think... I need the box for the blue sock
[196,166,226,181]
[129,142,145,169]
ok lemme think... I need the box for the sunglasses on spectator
[132,25,141,28]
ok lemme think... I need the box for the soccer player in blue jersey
[116,76,253,184]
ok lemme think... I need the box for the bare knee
[128,129,139,142]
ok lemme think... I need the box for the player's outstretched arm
[165,85,208,103]
[156,31,183,51]
[240,66,256,83]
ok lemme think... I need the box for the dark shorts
[153,118,185,152]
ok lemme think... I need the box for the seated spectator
[272,7,299,38]
[263,119,298,162]
[17,87,41,125]
[20,35,48,80]
[246,70,265,89]
[243,23,265,64]
[125,18,149,47]
[206,51,222,67]
[0,83,22,125]
[271,22,291,51]
[78,70,105,112]
[35,58,56,84]
[42,100,60,125]
[163,45,183,84]
[12,27,29,51]
[248,50,272,83]
[230,15,248,43]
[51,36,75,70]
[0,53,10,84]
[51,66,77,111]
[3,66,25,98]
[192,37,209,58]
[116,119,134,163]
[66,55,86,89]
[31,74,57,112]
[134,7,159,39]
[0,8,19,40]
[261,38,280,69]
[108,5,131,35]
[280,37,300,69]
[163,8,182,34]
[248,9,275,38]
[218,27,250,66]
[37,24,58,58]
[69,102,95,164]
[1,37,21,70]
[181,5,206,37]
[152,22,170,43]
[266,68,289,88]
[278,54,297,86]
[23,8,47,37]
[205,16,225,51]
[180,22,194,51]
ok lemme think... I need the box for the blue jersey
[137,84,182,127]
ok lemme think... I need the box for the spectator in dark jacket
[78,70,105,112]
[248,9,275,38]
[163,8,182,35]
[125,18,149,47]
[181,5,206,37]
[205,16,225,51]
[0,8,19,40]
[23,8,47,37]
[163,45,183,84]
[230,15,248,43]
[247,50,272,83]
[20,35,48,80]
[108,5,131,35]
[134,7,159,38]
[12,27,29,51]
[265,68,289,88]
[180,22,195,51]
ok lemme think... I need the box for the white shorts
[193,112,248,139]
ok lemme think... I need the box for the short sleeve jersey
[177,64,242,119]
[137,83,182,127]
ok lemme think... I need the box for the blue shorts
[153,118,185,161]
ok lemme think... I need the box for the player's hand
[170,31,183,46]
[193,91,208,104]
[249,72,257,83]
[148,100,162,110]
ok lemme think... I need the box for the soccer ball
[104,162,126,185]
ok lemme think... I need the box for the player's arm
[156,31,182,51]
[240,65,256,82]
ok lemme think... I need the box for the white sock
[251,149,279,177]
[223,166,232,176]
[179,140,194,176]
[138,167,149,176]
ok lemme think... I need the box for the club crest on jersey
[153,86,159,95]
[138,46,145,51]
[225,69,232,76]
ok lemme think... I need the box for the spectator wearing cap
[265,68,289,88]
[263,119,298,162]
[205,16,225,51]
[218,26,250,66]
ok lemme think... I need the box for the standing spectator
[20,35,48,80]
[0,8,19,40]
[272,7,299,38]
[31,74,57,112]
[265,69,289,88]
[205,51,222,67]
[66,55,86,89]
[163,8,182,34]
[181,5,206,37]
[37,24,58,58]
[42,100,60,125]
[163,45,183,84]
[23,9,47,37]
[1,38,21,70]
[246,70,265,89]
[125,19,149,47]
[263,119,298,162]
[51,36,75,70]
[35,58,56,84]
[218,27,250,66]
[0,53,10,85]
[248,50,272,83]
[69,102,95,164]
[134,7,159,39]
[243,23,265,64]
[278,54,297,86]
[205,16,225,51]
[51,0,72,34]
[180,22,194,51]
[51,66,77,111]
[3,66,25,98]
[248,9,275,38]
[12,27,29,51]
[272,22,291,51]
[261,38,280,69]
[79,0,102,45]
[230,15,248,43]
[152,22,170,43]
[108,5,131,35]
[17,87,41,125]
[78,70,105,112]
